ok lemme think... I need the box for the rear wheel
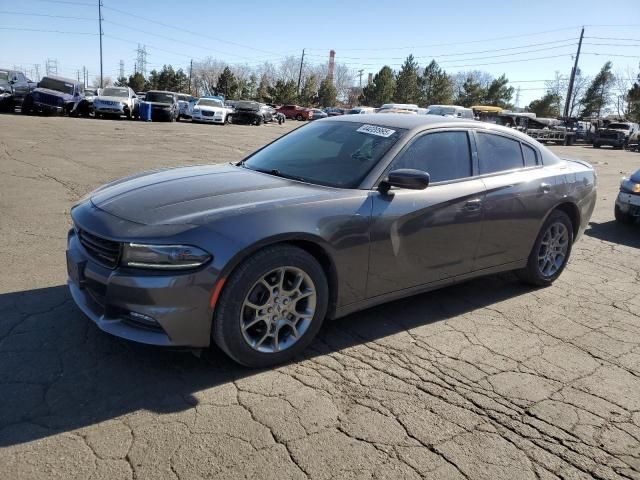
[213,245,328,367]
[615,204,634,224]
[295,113,303,121]
[517,210,573,286]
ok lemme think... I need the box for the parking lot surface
[1,115,639,480]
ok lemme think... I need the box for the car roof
[41,74,78,84]
[324,113,538,141]
[147,90,175,94]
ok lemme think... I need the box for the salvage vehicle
[144,90,179,122]
[176,93,196,120]
[324,107,345,116]
[0,68,35,112]
[615,168,640,224]
[593,122,639,149]
[66,114,596,367]
[21,75,88,116]
[94,86,139,119]
[277,104,313,120]
[191,97,229,124]
[232,101,273,125]
[379,103,419,114]
[309,108,328,120]
[83,89,99,115]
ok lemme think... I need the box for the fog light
[127,311,159,327]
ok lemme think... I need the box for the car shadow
[0,274,531,447]
[586,220,640,248]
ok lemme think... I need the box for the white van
[426,105,474,119]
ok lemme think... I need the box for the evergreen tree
[217,67,239,99]
[360,66,396,106]
[527,92,562,117]
[483,74,514,108]
[300,75,319,106]
[318,77,337,107]
[127,72,146,92]
[580,61,614,117]
[114,76,128,87]
[269,80,298,104]
[628,71,640,122]
[242,74,258,99]
[420,60,453,106]
[393,54,420,104]
[455,75,484,107]
[256,74,270,102]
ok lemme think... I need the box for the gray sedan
[66,115,597,366]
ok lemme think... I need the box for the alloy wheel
[537,222,569,277]
[240,266,317,353]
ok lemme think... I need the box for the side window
[476,132,524,174]
[392,131,472,183]
[522,143,538,167]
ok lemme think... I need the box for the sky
[1,0,639,105]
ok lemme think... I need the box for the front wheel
[295,114,303,121]
[615,204,634,224]
[517,210,573,286]
[213,245,329,367]
[593,143,601,148]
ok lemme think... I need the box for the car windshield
[244,121,405,188]
[146,92,173,103]
[198,99,224,108]
[39,77,74,94]
[101,88,128,98]
[607,123,630,130]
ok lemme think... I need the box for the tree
[455,75,484,107]
[420,60,453,106]
[114,76,128,87]
[580,61,614,118]
[256,73,271,102]
[269,79,298,105]
[628,69,640,122]
[360,66,395,106]
[217,66,239,99]
[527,92,562,117]
[393,54,420,104]
[126,72,146,92]
[483,74,514,108]
[318,77,337,107]
[299,75,319,106]
[92,76,112,88]
[242,74,258,100]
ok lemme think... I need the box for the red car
[276,104,314,121]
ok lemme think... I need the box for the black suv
[144,90,179,121]
[22,75,89,116]
[0,68,36,112]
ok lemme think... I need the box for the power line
[0,10,94,20]
[582,52,640,58]
[584,36,640,42]
[30,0,94,6]
[0,26,97,35]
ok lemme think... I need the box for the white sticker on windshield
[357,124,396,138]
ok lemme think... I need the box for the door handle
[539,183,552,194]
[463,199,482,212]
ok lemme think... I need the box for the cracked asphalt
[1,114,639,480]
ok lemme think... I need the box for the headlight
[121,243,211,270]
[193,107,200,112]
[621,178,640,194]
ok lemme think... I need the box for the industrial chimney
[328,50,336,81]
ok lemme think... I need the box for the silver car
[615,168,640,223]
[94,86,139,119]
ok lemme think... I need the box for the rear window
[477,133,524,174]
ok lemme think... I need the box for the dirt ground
[1,115,639,480]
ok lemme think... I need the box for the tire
[254,116,263,126]
[593,143,600,148]
[213,245,329,368]
[176,114,181,122]
[517,210,574,287]
[614,204,634,224]
[295,114,303,121]
[21,96,33,115]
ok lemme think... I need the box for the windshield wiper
[246,166,307,183]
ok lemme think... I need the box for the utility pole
[77,70,80,82]
[82,66,86,87]
[563,26,584,118]
[34,64,40,81]
[515,86,521,109]
[189,59,193,93]
[297,48,305,94]
[119,60,124,79]
[357,69,364,88]
[98,0,104,88]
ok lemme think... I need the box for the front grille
[600,132,621,139]
[78,229,121,268]
[201,111,214,117]
[35,92,62,107]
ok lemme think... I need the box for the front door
[366,130,486,298]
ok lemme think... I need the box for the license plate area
[66,250,87,289]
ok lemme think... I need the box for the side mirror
[379,169,430,193]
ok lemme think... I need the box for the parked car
[324,107,345,116]
[277,104,313,120]
[593,122,639,149]
[348,106,376,114]
[191,97,229,124]
[615,168,640,224]
[309,108,328,120]
[379,103,419,113]
[66,114,596,367]
[136,91,146,101]
[0,68,35,111]
[144,90,179,122]
[83,88,99,114]
[176,93,196,120]
[426,105,474,119]
[232,101,273,125]
[94,86,139,119]
[22,75,88,116]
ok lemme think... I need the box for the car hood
[194,105,224,112]
[630,170,640,183]
[145,101,173,107]
[90,164,337,226]
[96,95,128,102]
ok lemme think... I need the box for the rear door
[473,131,559,269]
[366,130,486,297]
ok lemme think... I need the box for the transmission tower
[45,59,58,76]
[119,60,125,79]
[136,45,148,77]
[34,64,40,81]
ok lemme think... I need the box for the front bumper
[33,101,63,113]
[596,137,626,147]
[150,108,174,121]
[66,228,217,347]
[95,104,125,114]
[616,191,640,216]
[192,112,225,123]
